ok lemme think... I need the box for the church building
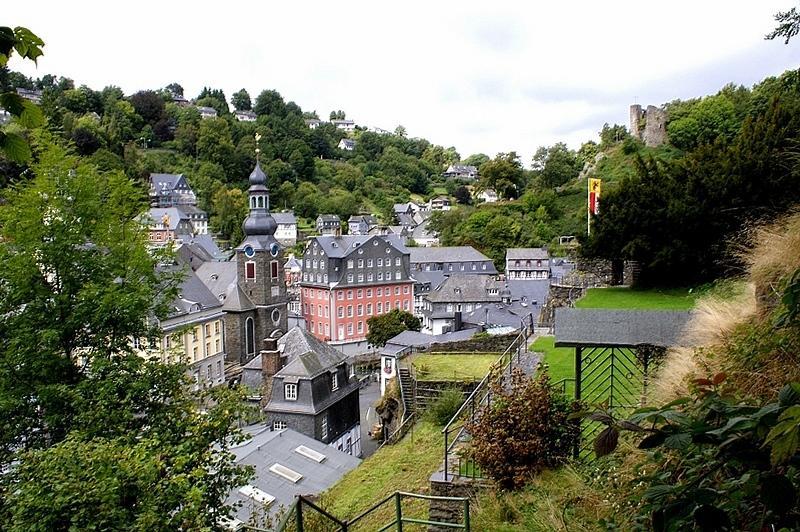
[197,161,289,366]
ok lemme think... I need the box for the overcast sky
[7,1,800,164]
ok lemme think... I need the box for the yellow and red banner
[588,178,601,216]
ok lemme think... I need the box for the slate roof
[196,260,238,302]
[339,138,356,149]
[284,255,302,271]
[410,246,491,263]
[380,328,478,355]
[425,274,501,304]
[226,426,360,523]
[313,234,408,259]
[396,213,417,227]
[275,327,349,379]
[317,214,341,223]
[463,304,525,329]
[184,233,223,259]
[164,266,223,318]
[148,207,189,230]
[444,165,478,174]
[413,269,447,290]
[348,214,378,224]
[150,173,183,192]
[554,309,694,348]
[196,106,217,115]
[175,204,207,216]
[176,241,215,270]
[393,202,415,213]
[222,284,255,312]
[272,212,297,225]
[411,219,437,241]
[507,248,550,261]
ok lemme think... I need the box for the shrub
[587,374,800,531]
[424,388,465,426]
[467,369,580,490]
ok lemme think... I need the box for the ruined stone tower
[629,104,667,147]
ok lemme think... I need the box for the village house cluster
[134,159,574,524]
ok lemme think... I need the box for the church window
[245,261,256,280]
[257,196,264,208]
[271,261,279,279]
[245,317,255,355]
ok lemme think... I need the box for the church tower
[229,158,289,364]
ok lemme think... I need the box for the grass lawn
[316,421,443,530]
[575,286,700,310]
[531,336,574,389]
[409,353,500,381]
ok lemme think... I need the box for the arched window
[251,197,256,209]
[245,317,255,355]
[257,196,264,208]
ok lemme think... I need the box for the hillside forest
[4,61,800,287]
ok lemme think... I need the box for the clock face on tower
[270,242,280,257]
[244,245,255,258]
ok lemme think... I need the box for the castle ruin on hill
[629,104,667,147]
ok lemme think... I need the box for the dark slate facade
[264,328,362,456]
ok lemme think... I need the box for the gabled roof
[275,327,349,379]
[148,207,189,230]
[284,255,302,270]
[226,426,360,522]
[312,234,408,259]
[316,214,341,223]
[348,214,378,224]
[149,173,184,193]
[196,106,218,115]
[410,246,491,263]
[444,165,478,174]
[272,212,297,225]
[506,248,550,260]
[425,274,501,303]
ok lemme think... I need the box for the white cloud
[6,0,800,165]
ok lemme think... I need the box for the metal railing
[244,491,471,531]
[441,326,533,481]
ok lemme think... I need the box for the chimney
[261,337,281,381]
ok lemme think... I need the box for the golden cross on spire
[254,132,262,161]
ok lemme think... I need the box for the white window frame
[284,383,297,401]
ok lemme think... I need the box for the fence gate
[574,345,664,457]
[553,308,693,460]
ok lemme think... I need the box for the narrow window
[245,317,255,355]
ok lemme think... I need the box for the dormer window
[331,372,338,391]
[284,383,297,400]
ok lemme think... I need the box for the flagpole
[587,177,591,236]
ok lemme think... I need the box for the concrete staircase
[398,367,416,419]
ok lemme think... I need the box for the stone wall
[644,105,667,147]
[428,472,489,531]
[629,104,644,139]
[629,103,667,147]
[539,283,585,327]
[430,333,517,354]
